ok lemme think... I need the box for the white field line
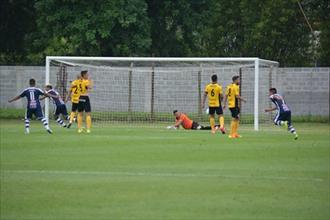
[1,169,324,182]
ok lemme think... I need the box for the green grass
[0,120,329,220]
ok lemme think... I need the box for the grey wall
[0,66,329,118]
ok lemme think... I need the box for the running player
[45,84,70,128]
[202,74,225,134]
[223,75,246,138]
[8,78,52,134]
[265,88,298,140]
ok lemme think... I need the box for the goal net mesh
[48,58,278,129]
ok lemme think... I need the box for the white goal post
[45,56,279,131]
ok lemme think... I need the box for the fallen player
[167,110,218,130]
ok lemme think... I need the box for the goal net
[45,57,279,130]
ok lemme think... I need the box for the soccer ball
[205,108,209,114]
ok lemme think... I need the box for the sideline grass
[0,120,329,220]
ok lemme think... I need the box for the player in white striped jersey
[265,88,298,140]
[45,85,70,128]
[8,79,52,134]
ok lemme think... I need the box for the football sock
[56,117,66,127]
[41,118,50,130]
[24,119,30,133]
[77,114,83,129]
[219,116,224,129]
[69,112,76,123]
[86,115,92,129]
[232,120,237,135]
[288,125,296,134]
[230,120,235,136]
[210,117,215,130]
[235,120,240,134]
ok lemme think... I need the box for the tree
[198,0,314,66]
[26,0,151,64]
[147,0,196,56]
[0,0,37,64]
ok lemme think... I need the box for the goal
[45,57,279,130]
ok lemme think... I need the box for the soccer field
[0,120,329,220]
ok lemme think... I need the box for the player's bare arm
[174,119,183,128]
[222,94,227,109]
[264,107,277,112]
[87,79,93,90]
[65,93,71,103]
[46,92,59,99]
[236,94,246,103]
[8,95,21,103]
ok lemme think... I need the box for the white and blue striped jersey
[269,93,291,113]
[19,87,44,109]
[47,89,65,106]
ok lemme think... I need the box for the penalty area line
[1,169,324,182]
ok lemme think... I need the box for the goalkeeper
[167,110,218,130]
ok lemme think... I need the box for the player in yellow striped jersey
[202,74,226,134]
[65,75,81,128]
[76,70,93,133]
[223,75,246,138]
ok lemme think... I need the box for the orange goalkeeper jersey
[176,113,193,129]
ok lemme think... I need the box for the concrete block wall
[0,66,329,117]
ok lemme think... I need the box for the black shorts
[78,96,91,112]
[274,111,292,126]
[229,107,240,119]
[71,103,79,112]
[209,106,223,115]
[55,104,68,116]
[26,106,44,120]
[191,121,201,130]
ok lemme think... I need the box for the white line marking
[1,169,324,182]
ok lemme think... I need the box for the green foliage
[26,0,151,64]
[0,0,328,66]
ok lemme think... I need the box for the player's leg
[68,103,78,128]
[77,100,84,133]
[55,106,67,128]
[229,107,240,138]
[69,111,76,123]
[77,112,84,133]
[86,112,91,133]
[69,104,77,123]
[55,116,66,127]
[216,106,225,134]
[208,107,216,134]
[191,121,203,130]
[36,107,52,134]
[85,97,92,133]
[234,118,241,138]
[62,105,70,121]
[233,108,241,137]
[273,112,287,127]
[228,108,235,138]
[24,109,31,134]
[286,112,298,139]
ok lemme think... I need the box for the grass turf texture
[0,120,329,220]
